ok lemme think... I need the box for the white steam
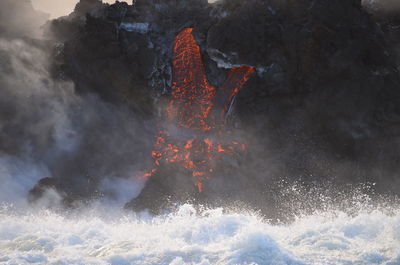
[0,156,48,208]
[0,12,150,207]
[31,0,121,19]
[362,0,400,11]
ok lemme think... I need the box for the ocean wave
[0,204,399,265]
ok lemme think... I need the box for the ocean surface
[0,202,399,265]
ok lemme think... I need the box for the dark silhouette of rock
[28,177,59,203]
[7,0,400,218]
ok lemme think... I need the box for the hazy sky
[31,0,119,18]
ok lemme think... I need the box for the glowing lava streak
[142,28,255,192]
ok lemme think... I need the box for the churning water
[0,202,399,265]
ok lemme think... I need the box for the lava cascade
[142,28,255,192]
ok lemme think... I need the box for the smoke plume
[0,0,152,208]
[363,0,400,12]
[31,0,119,19]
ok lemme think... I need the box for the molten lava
[142,28,255,192]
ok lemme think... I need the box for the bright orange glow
[141,28,255,192]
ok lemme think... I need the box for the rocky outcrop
[21,0,400,216]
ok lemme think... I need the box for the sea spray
[0,203,399,265]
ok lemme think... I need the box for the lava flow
[142,28,255,192]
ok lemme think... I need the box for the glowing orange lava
[141,28,255,192]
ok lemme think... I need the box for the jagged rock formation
[15,0,400,216]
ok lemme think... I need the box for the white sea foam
[0,204,399,265]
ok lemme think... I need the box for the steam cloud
[362,0,400,11]
[0,0,150,208]
[31,0,118,18]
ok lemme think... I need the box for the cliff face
[15,0,400,216]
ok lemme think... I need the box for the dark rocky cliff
[4,0,400,217]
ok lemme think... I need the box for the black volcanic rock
[21,0,400,216]
[28,177,60,202]
[74,0,103,18]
